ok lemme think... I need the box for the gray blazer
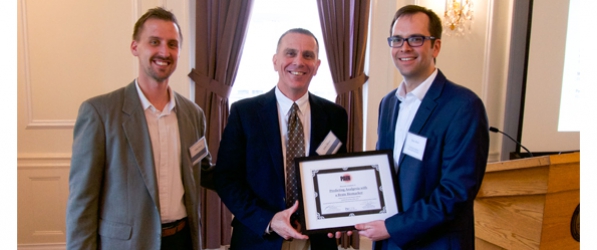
[66,81,212,250]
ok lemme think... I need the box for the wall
[521,0,579,152]
[17,0,193,248]
[17,0,514,248]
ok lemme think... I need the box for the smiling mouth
[399,57,415,61]
[154,60,170,66]
[152,56,172,66]
[289,71,306,76]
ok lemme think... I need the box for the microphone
[489,126,534,158]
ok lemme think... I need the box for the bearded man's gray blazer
[66,81,212,250]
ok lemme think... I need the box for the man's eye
[286,51,296,56]
[410,37,423,43]
[150,40,159,45]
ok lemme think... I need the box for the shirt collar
[135,79,176,112]
[275,86,309,115]
[395,68,438,102]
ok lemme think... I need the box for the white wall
[16,0,515,248]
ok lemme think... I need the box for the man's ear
[131,40,139,56]
[313,59,321,76]
[432,39,441,58]
[272,54,278,72]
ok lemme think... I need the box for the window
[230,0,336,105]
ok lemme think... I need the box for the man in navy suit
[214,28,347,249]
[355,5,489,249]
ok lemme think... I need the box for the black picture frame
[294,150,399,235]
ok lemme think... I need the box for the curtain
[317,0,371,248]
[189,0,254,249]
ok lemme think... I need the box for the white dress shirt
[273,87,311,250]
[135,80,186,223]
[276,86,311,163]
[393,69,438,172]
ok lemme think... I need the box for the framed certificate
[294,150,399,234]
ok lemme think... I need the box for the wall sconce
[443,0,474,36]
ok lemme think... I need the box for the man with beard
[66,7,213,250]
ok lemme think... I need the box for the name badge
[403,132,427,161]
[189,137,208,165]
[316,131,342,155]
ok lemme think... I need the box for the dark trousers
[161,221,192,250]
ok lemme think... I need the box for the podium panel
[474,152,579,249]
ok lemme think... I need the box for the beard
[144,56,176,83]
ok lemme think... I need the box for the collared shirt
[135,80,186,223]
[393,69,438,172]
[276,86,311,160]
[269,87,311,248]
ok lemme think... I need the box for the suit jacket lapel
[387,90,401,151]
[398,71,445,167]
[174,94,197,206]
[258,89,284,180]
[121,82,161,210]
[308,94,329,156]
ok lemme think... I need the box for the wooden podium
[474,152,580,249]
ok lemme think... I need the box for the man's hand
[270,201,309,240]
[355,220,390,241]
[327,230,353,239]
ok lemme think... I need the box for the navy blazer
[214,88,348,250]
[375,70,489,249]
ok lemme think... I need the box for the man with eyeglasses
[355,5,489,250]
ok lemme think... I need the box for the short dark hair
[132,7,182,44]
[390,5,442,40]
[276,28,319,55]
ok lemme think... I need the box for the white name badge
[316,131,342,155]
[189,137,208,165]
[403,132,427,161]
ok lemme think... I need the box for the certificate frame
[294,150,399,234]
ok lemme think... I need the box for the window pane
[230,0,336,105]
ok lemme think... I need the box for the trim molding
[25,120,76,129]
[17,154,71,169]
[20,0,76,129]
[21,0,141,129]
[18,243,65,250]
[132,0,140,79]
[481,0,495,103]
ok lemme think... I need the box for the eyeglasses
[387,35,436,48]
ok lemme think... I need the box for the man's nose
[157,44,170,56]
[400,41,413,51]
[292,55,305,65]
